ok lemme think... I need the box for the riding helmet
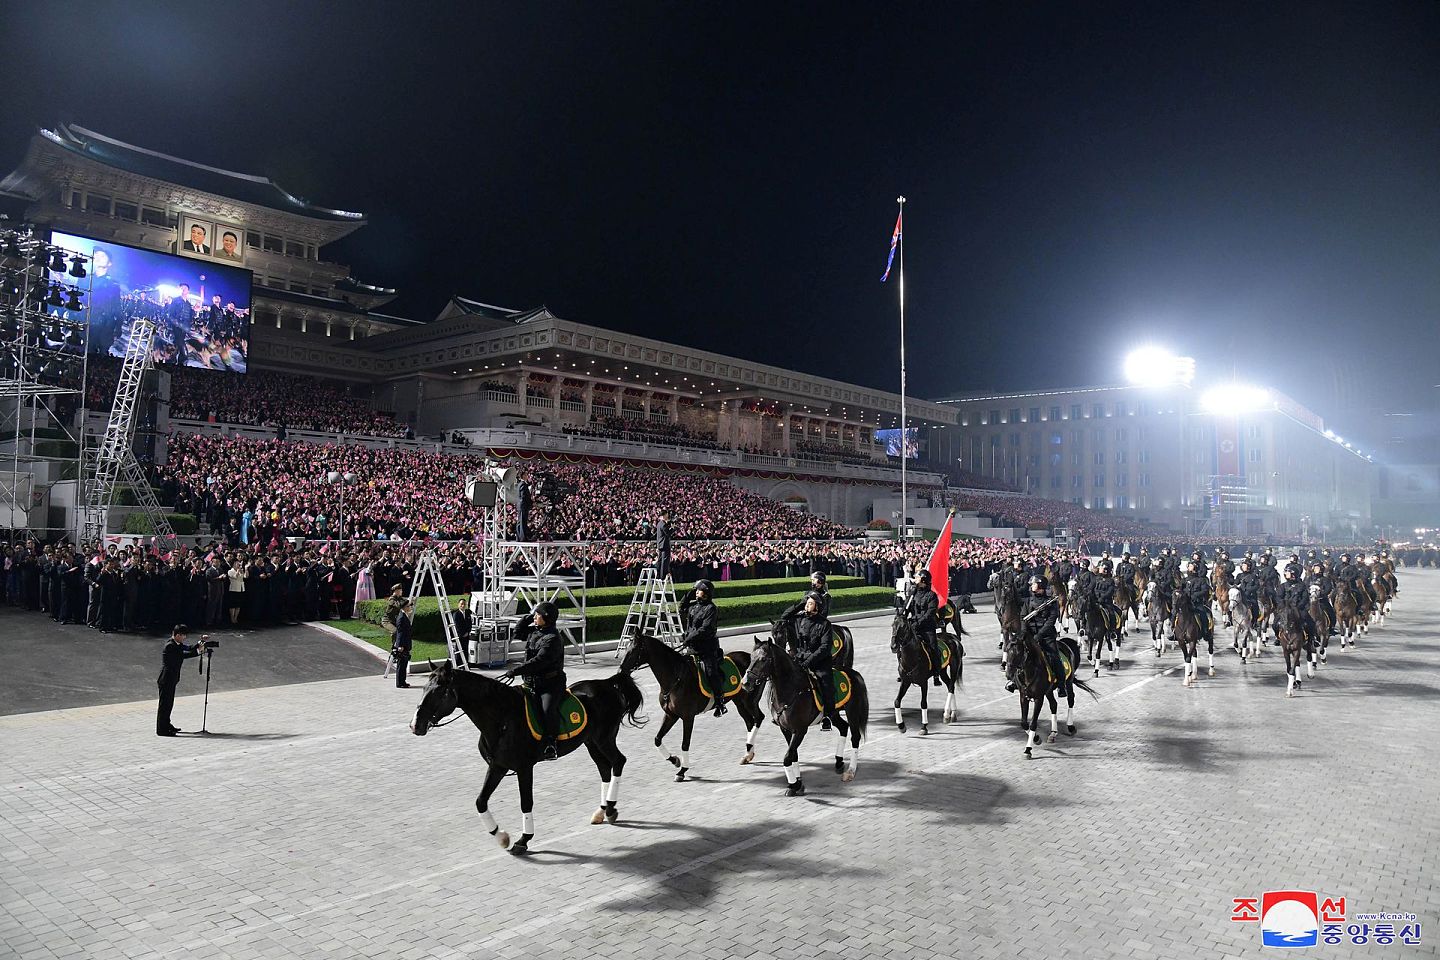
[534,601,560,624]
[693,579,714,596]
[811,571,827,585]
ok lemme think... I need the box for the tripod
[199,646,215,734]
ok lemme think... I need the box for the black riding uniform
[1090,573,1118,630]
[1181,571,1213,639]
[1235,569,1262,621]
[904,583,944,683]
[1012,590,1066,695]
[680,592,727,715]
[1279,578,1318,647]
[794,611,843,728]
[514,620,566,753]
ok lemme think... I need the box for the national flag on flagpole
[881,209,903,282]
[926,510,954,605]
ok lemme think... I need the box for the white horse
[1229,587,1261,663]
[1144,581,1172,656]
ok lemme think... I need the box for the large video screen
[876,426,920,459]
[49,232,252,372]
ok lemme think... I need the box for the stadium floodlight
[1123,346,1195,386]
[1199,384,1272,415]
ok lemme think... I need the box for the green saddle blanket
[694,656,743,700]
[924,641,952,671]
[809,669,854,711]
[830,630,845,657]
[523,690,588,742]
[1045,649,1073,685]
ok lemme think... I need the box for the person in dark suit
[392,599,414,688]
[182,224,211,255]
[451,596,473,665]
[655,513,671,579]
[157,624,205,736]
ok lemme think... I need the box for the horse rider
[1235,557,1263,623]
[1136,549,1152,577]
[1006,574,1067,697]
[904,569,946,687]
[1258,553,1281,610]
[1321,549,1336,578]
[679,579,727,717]
[795,592,847,734]
[1181,559,1214,642]
[1337,553,1373,609]
[1379,550,1399,594]
[1073,557,1094,636]
[1214,548,1234,579]
[782,570,830,622]
[504,601,566,760]
[1054,552,1074,585]
[1116,552,1136,591]
[1001,554,1029,596]
[1284,552,1304,581]
[1278,566,1319,650]
[1091,559,1119,632]
[1305,561,1338,635]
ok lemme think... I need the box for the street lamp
[326,471,356,541]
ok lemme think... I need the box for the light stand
[326,470,355,542]
[199,641,215,734]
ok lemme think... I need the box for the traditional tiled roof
[36,123,365,224]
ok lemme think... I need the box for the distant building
[927,381,1374,539]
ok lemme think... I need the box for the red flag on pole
[926,510,954,605]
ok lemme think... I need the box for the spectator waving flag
[881,209,902,282]
[926,509,954,604]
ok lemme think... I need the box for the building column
[781,408,791,454]
[516,373,527,408]
[583,381,594,421]
[642,393,652,420]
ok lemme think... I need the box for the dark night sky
[3,2,1437,452]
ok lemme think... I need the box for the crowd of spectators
[157,433,855,547]
[794,438,878,466]
[480,380,518,396]
[563,415,724,450]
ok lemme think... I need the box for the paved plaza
[2,571,1437,960]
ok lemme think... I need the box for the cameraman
[157,624,206,736]
[392,598,414,688]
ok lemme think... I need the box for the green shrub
[354,583,895,646]
[557,575,863,609]
[122,512,198,535]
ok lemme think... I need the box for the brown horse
[619,633,766,781]
[1333,580,1362,648]
[1370,573,1393,626]
[1308,584,1333,667]
[1274,607,1311,698]
[1212,565,1233,626]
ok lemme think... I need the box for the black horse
[619,632,766,780]
[771,614,855,668]
[890,612,963,733]
[741,638,869,796]
[410,661,645,854]
[1170,587,1207,686]
[991,575,1023,673]
[1004,629,1097,758]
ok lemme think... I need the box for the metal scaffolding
[1,228,89,542]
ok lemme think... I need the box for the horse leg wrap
[479,810,498,835]
[783,763,799,785]
[521,812,535,836]
[605,775,622,804]
[680,750,690,769]
[745,726,758,748]
[599,782,609,806]
[894,706,904,726]
[654,740,672,763]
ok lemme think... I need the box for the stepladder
[615,567,683,657]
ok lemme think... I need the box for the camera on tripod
[201,637,220,650]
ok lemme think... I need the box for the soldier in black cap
[680,579,727,716]
[506,601,566,759]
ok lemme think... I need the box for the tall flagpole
[896,196,907,541]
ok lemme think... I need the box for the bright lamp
[1199,384,1272,415]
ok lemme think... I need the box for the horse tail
[607,669,648,727]
[1070,676,1101,701]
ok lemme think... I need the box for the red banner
[1215,416,1240,476]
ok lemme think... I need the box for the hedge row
[555,575,863,609]
[122,512,199,535]
[355,584,896,646]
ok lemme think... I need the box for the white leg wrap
[654,741,671,761]
[1050,711,1058,735]
[605,775,621,803]
[679,750,690,768]
[600,782,608,805]
[894,706,904,725]
[1065,702,1073,724]
[521,812,535,835]
[745,726,757,747]
[923,705,930,726]
[479,810,497,834]
[783,763,798,784]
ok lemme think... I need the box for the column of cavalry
[407,548,1402,854]
[1046,545,1399,698]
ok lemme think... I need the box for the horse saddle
[522,689,588,742]
[809,669,854,712]
[693,655,743,700]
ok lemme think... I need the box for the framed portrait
[178,215,215,258]
[212,221,245,264]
